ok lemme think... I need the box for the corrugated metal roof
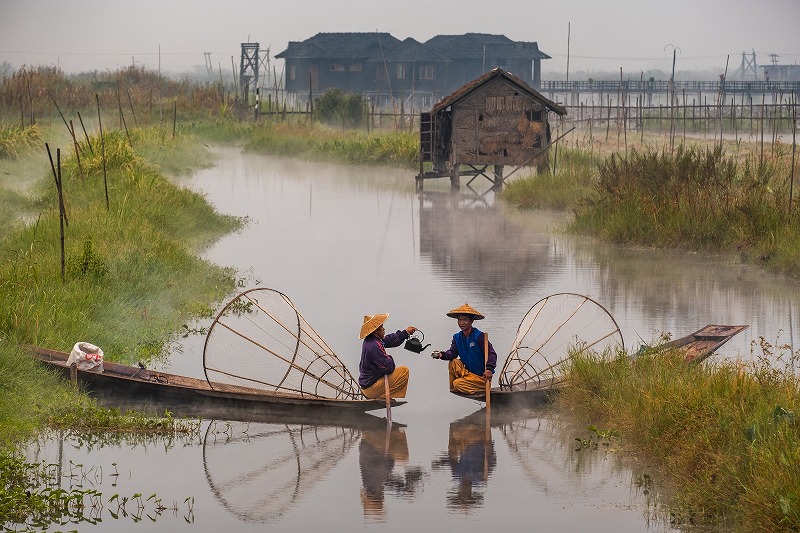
[431,68,567,115]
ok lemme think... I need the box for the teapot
[404,330,431,354]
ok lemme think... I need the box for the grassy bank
[1,121,240,527]
[190,120,419,167]
[0,124,240,439]
[559,346,800,531]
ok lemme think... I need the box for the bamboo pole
[96,94,109,210]
[77,111,94,156]
[69,120,83,179]
[790,93,797,221]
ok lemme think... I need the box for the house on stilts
[417,67,567,192]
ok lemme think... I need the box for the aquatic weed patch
[559,342,800,531]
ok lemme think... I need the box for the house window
[396,64,406,80]
[289,65,296,81]
[330,63,345,72]
[419,65,435,80]
[349,63,363,72]
[526,108,544,122]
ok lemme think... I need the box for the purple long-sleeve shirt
[359,330,409,389]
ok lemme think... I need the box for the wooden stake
[384,374,392,423]
[97,94,109,210]
[484,332,491,410]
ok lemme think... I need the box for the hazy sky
[1,0,798,77]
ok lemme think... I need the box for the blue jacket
[359,330,409,388]
[441,327,497,376]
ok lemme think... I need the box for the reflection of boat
[644,324,749,363]
[28,346,403,417]
[202,420,361,523]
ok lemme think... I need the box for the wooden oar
[484,332,491,411]
[384,374,392,424]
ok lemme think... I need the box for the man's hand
[405,326,417,335]
[483,369,493,381]
[431,350,442,359]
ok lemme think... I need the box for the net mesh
[499,293,624,389]
[203,288,363,400]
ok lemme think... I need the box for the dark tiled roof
[366,37,451,63]
[275,32,401,60]
[431,68,566,115]
[424,33,549,60]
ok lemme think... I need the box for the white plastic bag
[66,341,104,372]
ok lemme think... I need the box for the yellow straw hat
[446,303,484,320]
[359,313,389,339]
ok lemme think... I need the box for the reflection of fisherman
[433,415,496,510]
[431,304,497,394]
[359,314,416,399]
[359,427,423,518]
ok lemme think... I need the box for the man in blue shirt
[432,304,497,394]
[359,313,416,399]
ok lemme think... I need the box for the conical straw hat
[446,303,484,320]
[359,313,389,339]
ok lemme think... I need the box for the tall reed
[560,345,800,531]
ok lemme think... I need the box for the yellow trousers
[361,366,409,399]
[449,359,489,394]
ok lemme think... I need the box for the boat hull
[27,346,403,420]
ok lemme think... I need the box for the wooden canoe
[27,346,404,418]
[451,377,564,405]
[651,324,749,363]
[451,324,750,405]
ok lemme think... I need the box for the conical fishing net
[499,293,624,389]
[203,288,363,400]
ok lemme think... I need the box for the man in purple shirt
[359,313,417,399]
[431,304,497,394]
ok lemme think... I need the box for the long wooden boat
[452,324,750,405]
[650,324,749,363]
[27,346,404,419]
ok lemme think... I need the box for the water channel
[27,146,799,531]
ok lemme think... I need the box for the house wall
[448,78,549,166]
[285,57,543,107]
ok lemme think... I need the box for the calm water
[26,147,799,532]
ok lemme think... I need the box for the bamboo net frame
[203,288,363,400]
[499,293,624,389]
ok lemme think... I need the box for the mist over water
[26,147,798,531]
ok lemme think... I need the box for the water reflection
[203,418,368,524]
[432,410,496,511]
[418,190,557,301]
[358,424,425,520]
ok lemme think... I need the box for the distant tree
[0,61,13,81]
[314,88,368,128]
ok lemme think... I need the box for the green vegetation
[499,146,601,209]
[559,343,800,531]
[0,117,240,527]
[569,143,800,276]
[314,88,369,128]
